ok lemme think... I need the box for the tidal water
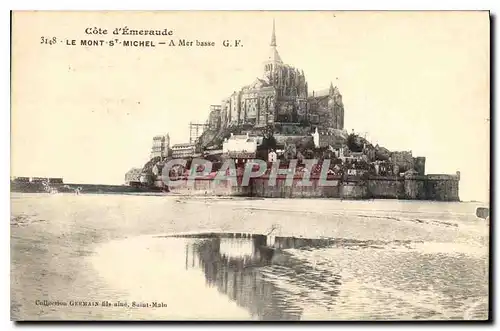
[10,193,489,320]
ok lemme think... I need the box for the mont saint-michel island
[12,21,460,201]
[121,21,460,201]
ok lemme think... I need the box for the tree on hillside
[296,137,316,151]
[260,134,277,151]
[347,133,364,152]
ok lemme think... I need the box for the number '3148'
[40,37,57,45]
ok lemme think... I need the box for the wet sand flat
[10,193,489,320]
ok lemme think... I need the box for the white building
[268,150,278,163]
[223,133,258,158]
[171,143,196,159]
[312,127,320,148]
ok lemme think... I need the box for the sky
[11,11,490,202]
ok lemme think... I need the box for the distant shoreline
[10,181,165,195]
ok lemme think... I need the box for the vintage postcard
[10,11,490,321]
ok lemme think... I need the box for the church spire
[265,18,282,64]
[270,19,277,47]
[329,81,335,95]
[263,18,282,80]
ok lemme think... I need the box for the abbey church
[207,20,345,138]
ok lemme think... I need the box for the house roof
[308,88,330,100]
[243,77,272,90]
[267,47,283,63]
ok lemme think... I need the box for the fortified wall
[167,172,461,201]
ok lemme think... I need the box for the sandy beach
[10,193,489,320]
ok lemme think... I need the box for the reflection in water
[183,234,342,321]
[11,194,489,321]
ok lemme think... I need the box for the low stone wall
[424,177,460,201]
[341,182,368,199]
[367,177,404,199]
[167,174,460,201]
[167,178,251,196]
[251,177,341,198]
